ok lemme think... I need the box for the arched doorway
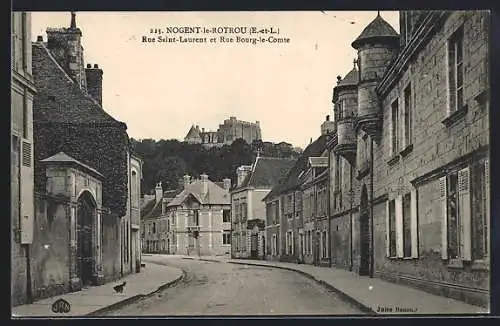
[359,185,370,276]
[77,191,96,287]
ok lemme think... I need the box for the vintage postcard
[11,10,491,317]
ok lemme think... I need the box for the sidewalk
[11,262,184,318]
[181,255,489,315]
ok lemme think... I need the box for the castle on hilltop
[184,116,262,148]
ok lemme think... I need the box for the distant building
[141,183,181,254]
[231,156,296,259]
[184,116,262,147]
[165,174,232,256]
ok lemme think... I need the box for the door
[314,232,320,265]
[359,185,370,276]
[77,192,95,287]
[251,233,258,259]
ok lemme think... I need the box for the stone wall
[30,194,71,300]
[371,11,490,307]
[101,212,121,282]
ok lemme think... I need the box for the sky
[31,11,399,149]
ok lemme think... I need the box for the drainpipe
[327,152,332,268]
[369,137,374,278]
[349,164,353,271]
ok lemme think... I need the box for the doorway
[359,185,370,276]
[77,191,96,287]
[251,233,258,259]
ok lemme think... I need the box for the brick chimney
[200,173,209,196]
[183,174,191,189]
[155,182,163,203]
[85,63,103,106]
[223,178,231,191]
[46,12,87,92]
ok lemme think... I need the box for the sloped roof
[141,199,157,218]
[41,151,103,178]
[32,43,126,126]
[263,134,328,201]
[351,13,399,49]
[167,178,230,207]
[185,125,201,140]
[338,67,359,87]
[234,157,296,191]
[143,200,163,220]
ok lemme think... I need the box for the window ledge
[400,144,413,158]
[387,154,400,166]
[447,258,464,269]
[441,105,468,128]
[471,260,489,271]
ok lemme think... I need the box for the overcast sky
[31,11,399,149]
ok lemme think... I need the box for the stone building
[231,156,295,259]
[11,11,37,306]
[141,183,181,253]
[184,116,262,147]
[11,13,142,306]
[263,131,328,262]
[165,174,231,256]
[327,11,490,307]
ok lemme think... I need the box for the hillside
[130,138,302,195]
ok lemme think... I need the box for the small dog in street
[113,281,126,293]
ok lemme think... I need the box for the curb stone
[86,265,185,316]
[198,258,376,315]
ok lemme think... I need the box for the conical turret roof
[351,13,399,49]
[185,124,201,139]
[338,67,359,87]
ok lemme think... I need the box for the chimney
[155,182,163,203]
[223,178,231,191]
[85,63,103,106]
[236,165,251,187]
[183,174,191,189]
[46,12,87,91]
[200,173,209,196]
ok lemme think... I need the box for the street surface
[103,256,364,316]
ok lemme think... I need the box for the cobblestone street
[101,256,363,316]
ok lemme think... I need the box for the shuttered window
[22,140,31,167]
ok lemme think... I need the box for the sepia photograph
[10,9,491,317]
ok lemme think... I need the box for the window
[439,160,489,261]
[21,13,27,70]
[309,231,313,254]
[274,201,279,224]
[448,27,464,113]
[403,84,412,148]
[131,170,138,207]
[386,191,418,259]
[222,231,231,245]
[402,193,412,257]
[223,209,230,223]
[391,99,399,154]
[337,100,345,120]
[241,202,247,220]
[322,231,327,258]
[388,200,396,257]
[152,222,156,234]
[194,210,199,226]
[272,234,277,255]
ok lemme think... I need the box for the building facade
[166,174,232,256]
[327,11,490,307]
[11,11,37,306]
[141,183,179,254]
[184,116,262,148]
[11,12,141,306]
[263,132,328,263]
[231,156,295,259]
